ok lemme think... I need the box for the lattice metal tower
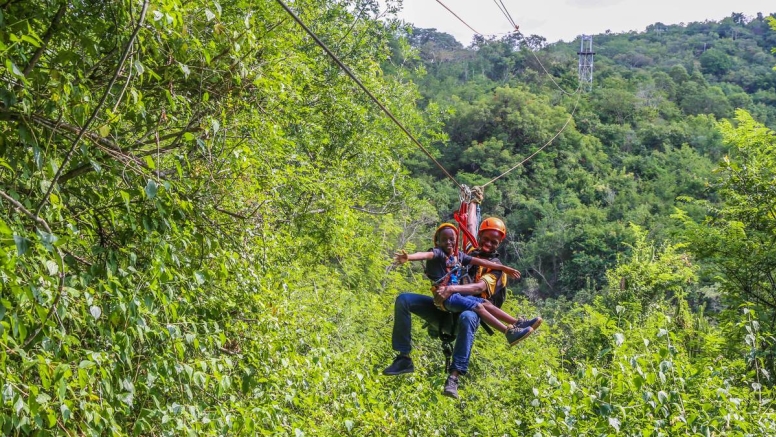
[577,35,594,91]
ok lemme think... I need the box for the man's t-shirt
[464,248,507,308]
[424,248,473,285]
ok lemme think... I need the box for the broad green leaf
[145,179,158,199]
[60,404,70,422]
[90,306,101,320]
[133,59,145,76]
[13,235,29,255]
[45,260,58,275]
[0,218,11,235]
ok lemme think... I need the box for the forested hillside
[1,1,776,435]
[402,14,776,297]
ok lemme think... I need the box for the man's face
[478,229,503,253]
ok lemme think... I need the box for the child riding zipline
[394,222,535,346]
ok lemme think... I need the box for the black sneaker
[442,375,459,399]
[516,316,543,331]
[382,355,414,375]
[505,325,534,346]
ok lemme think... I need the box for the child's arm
[470,257,521,279]
[394,249,434,265]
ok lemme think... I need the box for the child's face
[436,228,456,254]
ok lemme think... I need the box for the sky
[395,0,775,45]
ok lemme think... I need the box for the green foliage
[1,2,775,435]
[604,224,697,312]
[0,0,435,434]
[700,49,733,76]
[676,111,776,325]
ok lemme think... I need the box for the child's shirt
[424,248,473,286]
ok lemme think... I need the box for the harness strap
[441,340,453,373]
[453,202,479,251]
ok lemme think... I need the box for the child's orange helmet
[434,223,458,245]
[479,217,506,239]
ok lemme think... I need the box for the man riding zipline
[384,186,542,399]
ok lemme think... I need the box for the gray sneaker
[442,375,459,399]
[516,316,543,331]
[382,355,414,376]
[505,325,534,346]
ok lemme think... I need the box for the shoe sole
[382,368,415,376]
[530,317,543,331]
[509,327,534,346]
[442,390,459,399]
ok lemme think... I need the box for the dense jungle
[1,0,776,435]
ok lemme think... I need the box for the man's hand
[471,186,485,204]
[501,265,521,280]
[393,250,409,264]
[433,285,452,309]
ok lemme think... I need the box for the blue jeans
[392,293,480,375]
[443,293,486,313]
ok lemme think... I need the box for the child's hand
[502,265,521,279]
[394,250,409,264]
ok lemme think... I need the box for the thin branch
[22,3,67,77]
[63,250,93,267]
[78,48,119,85]
[213,207,248,220]
[0,189,51,233]
[350,205,392,215]
[35,0,150,216]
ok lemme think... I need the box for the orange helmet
[479,217,506,239]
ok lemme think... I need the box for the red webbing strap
[453,202,479,251]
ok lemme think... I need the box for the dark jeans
[392,293,480,375]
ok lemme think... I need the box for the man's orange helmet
[479,217,506,239]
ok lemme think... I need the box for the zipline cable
[484,0,580,96]
[481,87,582,188]
[434,0,484,36]
[430,0,585,187]
[493,0,518,29]
[517,30,579,97]
[274,0,462,189]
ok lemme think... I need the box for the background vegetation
[1,0,775,435]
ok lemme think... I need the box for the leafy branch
[35,0,150,216]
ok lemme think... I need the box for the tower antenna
[577,35,594,92]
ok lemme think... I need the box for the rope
[482,88,582,188]
[274,0,462,189]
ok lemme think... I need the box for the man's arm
[432,282,487,308]
[466,185,484,240]
[469,257,521,279]
[466,201,478,241]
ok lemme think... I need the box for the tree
[677,111,776,321]
[700,49,733,76]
